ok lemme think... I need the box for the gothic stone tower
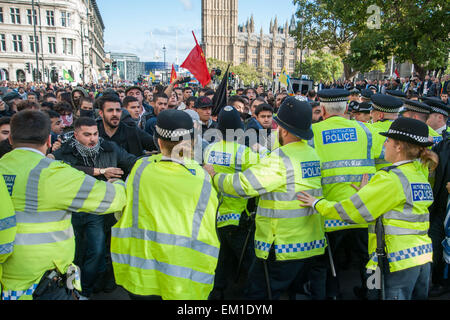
[201,0,238,63]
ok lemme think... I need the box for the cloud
[179,0,193,11]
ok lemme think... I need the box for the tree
[291,0,450,80]
[291,0,370,80]
[297,50,343,83]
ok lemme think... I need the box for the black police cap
[380,117,433,147]
[421,97,449,117]
[370,94,403,113]
[386,90,407,99]
[155,109,194,141]
[218,106,244,133]
[274,97,313,140]
[403,99,432,114]
[317,89,350,103]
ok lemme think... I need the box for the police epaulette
[380,165,397,173]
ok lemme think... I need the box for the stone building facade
[0,0,105,83]
[201,0,303,76]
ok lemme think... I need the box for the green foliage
[206,58,272,86]
[297,51,343,82]
[291,0,450,79]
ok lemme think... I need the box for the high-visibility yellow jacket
[0,177,15,289]
[429,126,443,146]
[111,155,220,300]
[315,161,433,272]
[213,140,326,261]
[0,149,126,300]
[310,116,376,232]
[368,120,394,171]
[203,140,259,228]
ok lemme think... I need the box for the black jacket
[53,138,137,181]
[430,136,450,224]
[97,119,157,157]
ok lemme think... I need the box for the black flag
[212,64,230,116]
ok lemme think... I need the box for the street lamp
[299,16,304,79]
[163,45,167,84]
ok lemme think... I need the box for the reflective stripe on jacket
[203,140,259,228]
[213,140,326,261]
[316,161,433,272]
[311,116,376,232]
[111,155,220,299]
[0,149,126,299]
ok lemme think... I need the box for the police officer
[309,89,376,299]
[423,97,450,140]
[299,117,438,300]
[204,106,259,300]
[111,109,220,300]
[0,177,15,292]
[204,97,326,300]
[401,99,442,145]
[0,110,126,300]
[352,102,373,123]
[369,94,403,171]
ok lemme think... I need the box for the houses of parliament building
[201,0,304,76]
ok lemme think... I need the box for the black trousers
[309,228,369,298]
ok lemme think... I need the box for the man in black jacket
[53,116,137,300]
[429,135,450,297]
[96,94,157,157]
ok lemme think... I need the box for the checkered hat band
[320,97,348,103]
[155,125,193,139]
[404,104,430,114]
[387,129,429,143]
[430,106,448,117]
[372,103,401,113]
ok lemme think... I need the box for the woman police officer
[298,117,438,300]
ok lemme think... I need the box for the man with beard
[53,117,137,299]
[311,101,324,124]
[145,93,169,137]
[96,94,157,157]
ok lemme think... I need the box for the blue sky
[96,0,297,64]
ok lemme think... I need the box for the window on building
[240,57,245,64]
[240,47,245,54]
[252,58,258,67]
[63,38,73,55]
[61,11,71,27]
[27,9,37,25]
[265,48,270,55]
[277,59,282,68]
[12,35,23,52]
[46,10,54,26]
[290,49,295,56]
[289,59,295,69]
[10,8,20,24]
[0,34,6,51]
[0,8,4,23]
[29,35,39,53]
[48,36,56,54]
[265,59,270,67]
[252,48,258,54]
[277,49,284,56]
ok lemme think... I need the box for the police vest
[203,140,259,228]
[0,149,126,300]
[0,177,15,290]
[111,155,220,300]
[311,116,376,232]
[213,140,326,261]
[368,120,394,171]
[315,161,433,272]
[429,126,443,146]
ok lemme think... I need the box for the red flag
[181,32,211,87]
[394,68,400,79]
[170,64,177,86]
